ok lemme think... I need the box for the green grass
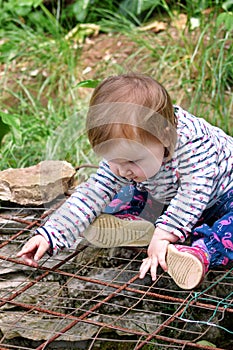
[0,2,232,170]
[0,18,94,169]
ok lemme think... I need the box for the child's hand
[17,235,50,267]
[139,227,178,281]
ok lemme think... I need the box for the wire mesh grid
[0,200,233,350]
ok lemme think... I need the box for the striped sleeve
[156,133,218,241]
[36,161,129,254]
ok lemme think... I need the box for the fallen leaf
[196,340,216,347]
[138,20,167,33]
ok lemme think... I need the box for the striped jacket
[37,106,233,254]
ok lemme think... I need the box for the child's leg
[192,212,233,268]
[83,185,156,248]
[83,213,155,247]
[166,244,209,289]
[166,188,233,289]
[104,184,148,216]
[192,189,233,268]
[104,185,165,223]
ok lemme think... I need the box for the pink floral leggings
[105,186,233,268]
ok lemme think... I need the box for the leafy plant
[217,0,233,30]
[0,0,62,35]
[62,0,165,27]
[75,79,101,88]
[0,111,21,145]
[0,116,10,145]
[0,0,43,17]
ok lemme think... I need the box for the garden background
[0,0,232,171]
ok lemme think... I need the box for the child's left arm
[139,227,178,281]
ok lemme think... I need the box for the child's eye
[129,160,140,164]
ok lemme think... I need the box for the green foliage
[0,5,84,168]
[62,0,229,25]
[196,340,216,347]
[217,0,233,30]
[0,0,62,35]
[0,0,232,170]
[76,79,101,88]
[0,0,43,17]
[0,116,10,145]
[0,111,21,145]
[118,0,162,22]
[62,0,161,25]
[1,0,230,30]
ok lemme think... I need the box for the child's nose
[118,165,133,178]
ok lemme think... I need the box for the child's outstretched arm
[17,161,129,265]
[17,235,50,267]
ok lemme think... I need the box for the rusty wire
[0,199,233,350]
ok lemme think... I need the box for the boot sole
[83,214,154,248]
[166,244,204,290]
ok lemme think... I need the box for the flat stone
[0,312,99,341]
[0,311,161,341]
[0,276,61,312]
[0,160,76,205]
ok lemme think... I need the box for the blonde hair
[86,73,177,159]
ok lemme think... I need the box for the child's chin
[134,176,147,182]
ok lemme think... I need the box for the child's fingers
[34,243,48,261]
[20,254,38,268]
[158,258,168,272]
[157,243,169,272]
[17,242,36,257]
[17,235,49,269]
[150,256,158,281]
[156,252,167,272]
[139,257,152,279]
[17,247,31,258]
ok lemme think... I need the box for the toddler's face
[100,139,165,182]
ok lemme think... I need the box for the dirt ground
[79,32,152,78]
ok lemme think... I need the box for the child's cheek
[108,162,119,176]
[135,165,146,179]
